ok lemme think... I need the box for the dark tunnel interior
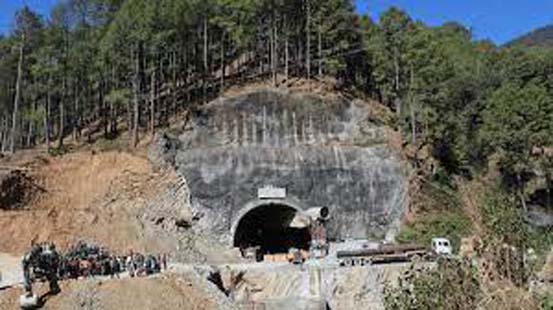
[233,204,311,257]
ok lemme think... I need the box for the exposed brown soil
[0,149,167,255]
[0,169,41,210]
[0,146,230,309]
[0,274,218,310]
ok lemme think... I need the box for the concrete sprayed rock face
[151,89,408,244]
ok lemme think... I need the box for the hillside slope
[507,24,553,47]
[0,150,166,255]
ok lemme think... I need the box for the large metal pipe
[304,207,330,221]
[336,244,426,258]
[289,206,330,228]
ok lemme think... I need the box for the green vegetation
[397,209,472,252]
[0,0,549,277]
[397,175,472,252]
[481,186,553,274]
[480,189,529,247]
[0,2,550,307]
[0,4,551,197]
[541,294,553,310]
[0,0,362,150]
[482,185,553,253]
[384,258,481,310]
[508,25,553,48]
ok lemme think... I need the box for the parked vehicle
[431,238,452,256]
[337,237,453,267]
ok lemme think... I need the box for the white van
[432,238,452,255]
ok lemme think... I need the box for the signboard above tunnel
[258,186,286,199]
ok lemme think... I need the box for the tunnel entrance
[233,203,311,258]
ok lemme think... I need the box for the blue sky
[356,0,553,44]
[0,0,58,34]
[1,0,552,44]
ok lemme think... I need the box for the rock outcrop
[150,89,408,244]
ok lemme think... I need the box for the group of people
[57,241,168,279]
[124,250,168,278]
[20,241,170,308]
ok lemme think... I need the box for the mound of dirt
[0,146,244,309]
[0,150,166,255]
[0,274,223,310]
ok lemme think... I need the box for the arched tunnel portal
[232,203,311,257]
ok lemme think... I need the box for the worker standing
[110,256,119,279]
[162,253,168,271]
[126,251,135,277]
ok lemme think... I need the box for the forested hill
[0,2,552,221]
[0,1,552,308]
[507,24,553,47]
